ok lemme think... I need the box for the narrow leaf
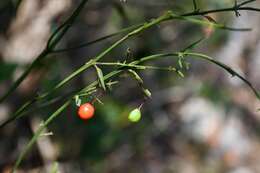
[75,95,81,106]
[178,58,183,69]
[142,87,152,99]
[177,70,185,78]
[94,65,106,91]
[128,69,143,84]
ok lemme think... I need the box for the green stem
[131,52,260,99]
[182,7,260,16]
[10,49,260,171]
[170,13,251,31]
[11,70,125,171]
[37,11,173,98]
[182,52,260,99]
[12,100,71,173]
[47,0,89,50]
[95,62,177,72]
[0,0,89,104]
[0,49,48,103]
[2,48,259,129]
[51,23,143,53]
[2,2,259,103]
[39,10,246,99]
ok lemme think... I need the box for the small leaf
[128,108,141,122]
[178,58,183,69]
[142,87,152,99]
[168,66,176,71]
[75,95,81,107]
[128,69,143,84]
[136,66,146,70]
[94,65,106,91]
[106,80,118,90]
[95,97,104,105]
[177,70,185,78]
[40,132,54,137]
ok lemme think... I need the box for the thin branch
[53,2,259,53]
[2,1,260,128]
[192,0,198,11]
[0,0,89,104]
[10,48,260,171]
[95,62,177,72]
[51,23,143,53]
[46,0,89,50]
[1,0,259,104]
[182,7,260,16]
[12,101,71,173]
[9,1,260,171]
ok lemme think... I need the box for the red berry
[78,103,95,120]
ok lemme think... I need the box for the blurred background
[1,0,260,172]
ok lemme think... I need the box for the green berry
[128,108,141,122]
